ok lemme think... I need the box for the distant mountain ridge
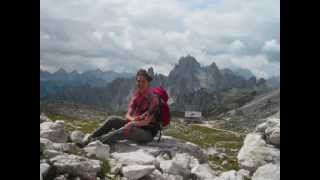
[40,68,134,87]
[41,55,277,113]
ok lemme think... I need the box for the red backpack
[152,87,170,127]
[151,87,171,141]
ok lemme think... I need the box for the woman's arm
[134,94,159,127]
[125,107,135,122]
[125,96,136,121]
[133,113,153,126]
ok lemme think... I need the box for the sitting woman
[84,69,161,145]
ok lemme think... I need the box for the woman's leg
[98,126,153,145]
[90,116,127,138]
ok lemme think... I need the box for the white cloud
[229,40,246,54]
[41,0,280,77]
[262,39,280,52]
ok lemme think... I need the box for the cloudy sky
[40,0,279,78]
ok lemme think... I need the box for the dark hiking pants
[90,116,154,144]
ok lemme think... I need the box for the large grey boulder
[40,163,51,179]
[40,138,53,150]
[256,118,279,134]
[49,154,101,180]
[237,133,280,173]
[40,120,68,143]
[141,169,166,180]
[122,165,155,180]
[111,149,157,166]
[215,170,244,180]
[40,138,53,154]
[111,141,164,157]
[238,169,250,179]
[83,140,110,161]
[263,118,280,146]
[266,127,280,146]
[41,138,83,155]
[109,158,122,175]
[50,143,76,152]
[256,117,280,146]
[252,163,280,180]
[163,174,183,180]
[170,153,193,177]
[147,136,208,163]
[70,130,85,144]
[40,113,51,123]
[158,153,199,179]
[53,175,67,180]
[43,149,64,159]
[191,163,216,180]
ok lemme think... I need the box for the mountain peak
[70,70,79,75]
[93,68,103,73]
[147,67,154,77]
[178,55,200,66]
[208,62,219,71]
[54,68,67,75]
[233,68,255,80]
[175,55,201,72]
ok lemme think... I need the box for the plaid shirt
[128,87,159,122]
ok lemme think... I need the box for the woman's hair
[136,69,153,82]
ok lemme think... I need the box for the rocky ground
[40,113,280,180]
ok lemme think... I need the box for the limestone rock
[147,136,208,163]
[40,163,51,179]
[141,169,166,180]
[160,153,198,178]
[70,130,85,144]
[191,163,216,180]
[163,174,183,180]
[122,165,155,180]
[237,133,280,173]
[83,140,110,161]
[111,149,157,166]
[43,149,64,159]
[266,127,280,146]
[40,121,68,143]
[49,154,101,180]
[252,163,280,180]
[109,158,122,175]
[54,175,67,180]
[216,170,245,180]
[238,169,250,179]
[40,138,53,151]
[40,113,51,123]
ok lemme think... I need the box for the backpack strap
[157,123,163,143]
[154,94,163,143]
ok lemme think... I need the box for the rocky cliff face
[166,55,202,97]
[219,88,280,129]
[41,55,267,113]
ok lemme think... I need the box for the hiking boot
[79,134,94,147]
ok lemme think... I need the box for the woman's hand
[135,113,148,121]
[123,121,136,137]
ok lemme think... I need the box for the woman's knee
[106,115,123,121]
[104,115,124,124]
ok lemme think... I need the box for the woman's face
[136,75,149,92]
